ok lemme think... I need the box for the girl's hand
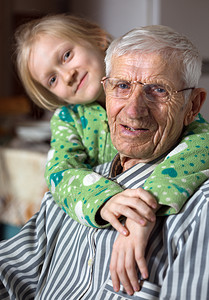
[110,218,155,295]
[100,188,158,236]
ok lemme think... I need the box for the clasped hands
[100,188,159,296]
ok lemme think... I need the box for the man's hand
[100,188,157,236]
[110,218,155,295]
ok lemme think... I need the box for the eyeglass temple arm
[176,87,195,93]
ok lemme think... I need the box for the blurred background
[0,0,209,239]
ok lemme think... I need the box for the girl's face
[29,34,106,105]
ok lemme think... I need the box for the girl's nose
[61,69,77,86]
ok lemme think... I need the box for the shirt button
[88,258,94,266]
[102,120,109,132]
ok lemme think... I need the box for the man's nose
[124,88,149,118]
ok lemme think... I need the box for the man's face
[106,52,191,163]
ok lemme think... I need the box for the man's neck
[121,157,144,172]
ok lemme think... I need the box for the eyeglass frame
[101,76,195,103]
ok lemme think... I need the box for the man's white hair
[105,25,202,90]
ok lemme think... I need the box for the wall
[160,0,209,120]
[0,0,61,97]
[69,0,209,120]
[0,1,13,97]
[13,0,65,14]
[69,0,161,38]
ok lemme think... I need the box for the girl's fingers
[110,239,140,295]
[110,250,120,292]
[125,248,140,293]
[122,188,157,209]
[102,207,148,233]
[135,253,148,280]
[104,212,129,235]
[135,188,158,209]
[102,200,156,224]
[112,248,134,295]
[117,201,156,223]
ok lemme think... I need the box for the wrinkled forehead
[109,51,181,86]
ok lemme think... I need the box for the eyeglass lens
[105,79,170,102]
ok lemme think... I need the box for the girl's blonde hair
[15,14,112,110]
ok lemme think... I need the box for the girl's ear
[184,88,207,126]
[98,37,108,51]
[97,31,112,52]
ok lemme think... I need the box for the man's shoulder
[164,178,209,237]
[93,162,112,177]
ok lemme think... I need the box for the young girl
[15,14,158,233]
[14,14,209,294]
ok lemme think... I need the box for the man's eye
[147,84,167,96]
[155,87,166,94]
[63,50,71,62]
[116,81,131,90]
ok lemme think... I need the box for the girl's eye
[63,50,71,62]
[49,75,57,87]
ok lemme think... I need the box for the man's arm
[160,181,209,299]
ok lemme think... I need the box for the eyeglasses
[101,77,195,103]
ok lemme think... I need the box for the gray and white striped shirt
[0,156,209,300]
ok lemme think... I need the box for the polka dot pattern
[46,107,209,225]
[45,103,121,227]
[144,114,209,215]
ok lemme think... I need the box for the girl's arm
[143,114,209,215]
[45,104,123,228]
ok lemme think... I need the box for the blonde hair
[14,14,112,110]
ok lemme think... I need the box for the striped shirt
[0,156,209,299]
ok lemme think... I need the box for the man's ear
[184,88,207,126]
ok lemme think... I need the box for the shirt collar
[108,150,172,181]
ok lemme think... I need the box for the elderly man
[0,25,209,300]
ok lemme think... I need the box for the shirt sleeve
[45,104,123,228]
[143,114,209,215]
[159,185,209,299]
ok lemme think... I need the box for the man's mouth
[123,125,148,132]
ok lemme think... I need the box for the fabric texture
[144,113,209,215]
[45,106,209,227]
[1,157,209,299]
[45,103,122,227]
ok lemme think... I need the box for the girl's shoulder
[53,103,107,121]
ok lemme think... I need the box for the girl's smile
[29,34,106,106]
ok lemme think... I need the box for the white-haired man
[0,25,208,300]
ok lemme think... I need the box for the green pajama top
[45,103,209,227]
